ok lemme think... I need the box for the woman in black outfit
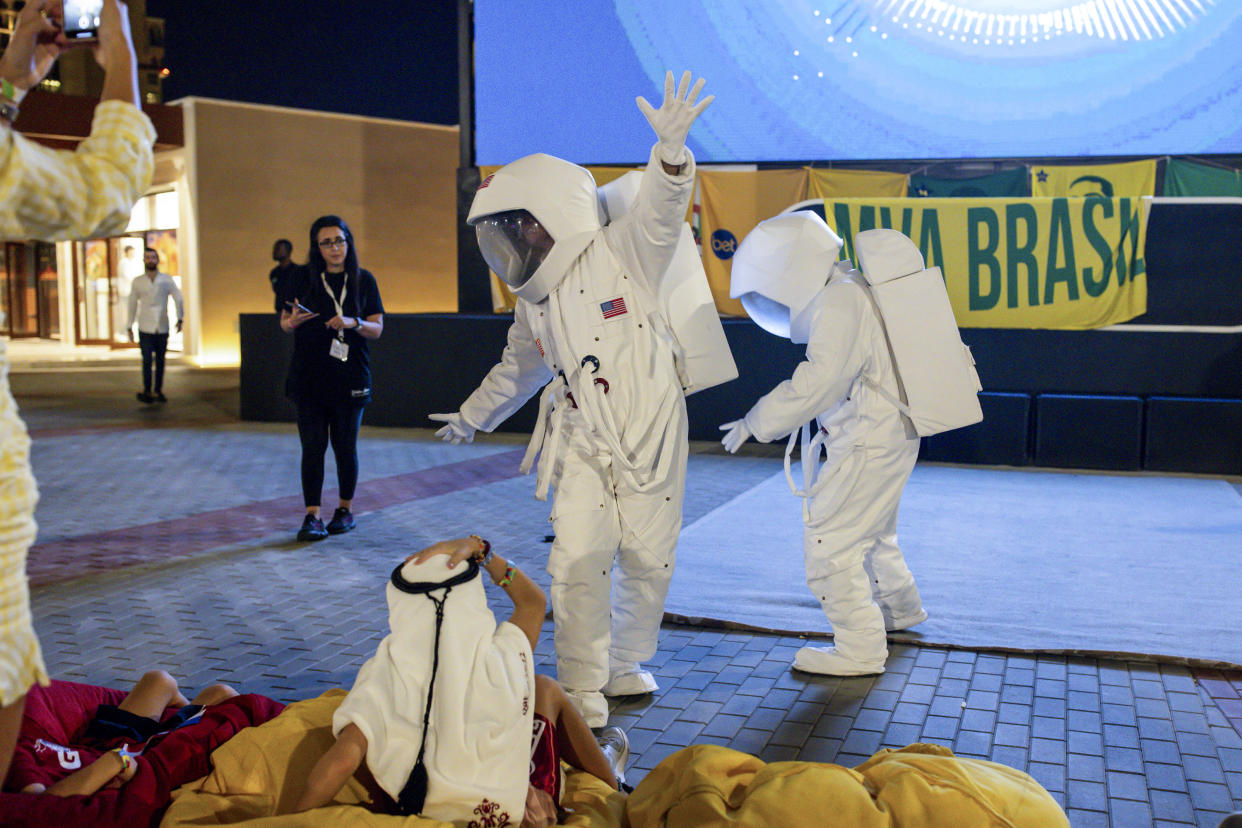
[280,215,384,541]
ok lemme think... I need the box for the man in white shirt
[127,246,183,403]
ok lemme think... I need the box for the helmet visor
[739,291,791,339]
[473,210,555,288]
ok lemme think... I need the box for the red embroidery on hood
[468,798,511,827]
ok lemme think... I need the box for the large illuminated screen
[474,1,1242,164]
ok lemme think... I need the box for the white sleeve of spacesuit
[458,303,555,433]
[605,143,696,293]
[743,285,869,443]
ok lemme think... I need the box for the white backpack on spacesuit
[597,172,738,396]
[851,229,982,437]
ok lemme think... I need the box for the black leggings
[296,398,366,507]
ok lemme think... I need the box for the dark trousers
[138,332,168,394]
[296,397,366,507]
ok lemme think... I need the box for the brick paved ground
[13,368,1242,827]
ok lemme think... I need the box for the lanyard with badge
[322,272,350,361]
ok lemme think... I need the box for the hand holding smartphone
[63,0,104,41]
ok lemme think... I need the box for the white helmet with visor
[468,153,601,303]
[729,210,843,344]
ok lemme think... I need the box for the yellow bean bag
[162,689,1063,828]
[161,690,624,827]
[625,743,1069,828]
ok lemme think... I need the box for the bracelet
[111,748,135,776]
[497,564,516,588]
[469,534,491,564]
[1,77,21,102]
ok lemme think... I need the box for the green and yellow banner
[807,167,907,198]
[1030,159,1156,198]
[699,168,810,316]
[1163,158,1242,197]
[822,197,1149,329]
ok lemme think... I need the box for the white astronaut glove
[429,412,476,445]
[719,420,751,454]
[636,70,714,167]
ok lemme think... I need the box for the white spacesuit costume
[720,211,927,677]
[431,72,715,726]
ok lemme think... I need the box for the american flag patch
[535,337,545,357]
[600,296,627,319]
[478,174,494,190]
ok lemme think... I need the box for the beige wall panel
[189,99,458,364]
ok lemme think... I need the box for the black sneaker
[326,507,355,534]
[136,391,154,404]
[154,392,168,403]
[297,514,328,541]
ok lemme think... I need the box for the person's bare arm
[280,303,318,332]
[0,0,67,106]
[95,0,139,107]
[356,313,382,339]
[324,313,382,339]
[293,723,367,812]
[41,748,136,797]
[408,537,547,650]
[484,552,545,651]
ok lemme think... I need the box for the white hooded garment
[333,556,534,823]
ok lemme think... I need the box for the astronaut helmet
[729,210,843,344]
[469,153,602,303]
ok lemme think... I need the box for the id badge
[329,338,349,361]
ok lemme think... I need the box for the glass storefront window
[35,243,58,339]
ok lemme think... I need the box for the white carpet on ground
[665,465,1242,668]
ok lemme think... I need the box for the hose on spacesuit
[520,381,570,500]
[545,289,679,494]
[785,422,828,522]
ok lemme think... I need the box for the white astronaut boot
[866,536,927,631]
[603,657,659,696]
[563,688,610,729]
[796,554,889,676]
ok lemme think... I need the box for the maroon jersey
[528,712,561,803]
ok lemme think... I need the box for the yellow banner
[480,165,642,311]
[700,168,810,316]
[807,167,908,198]
[822,197,1149,329]
[1030,159,1157,198]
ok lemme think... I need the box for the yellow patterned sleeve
[0,100,156,241]
[0,342,46,704]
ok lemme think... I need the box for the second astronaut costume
[432,72,715,726]
[721,212,927,677]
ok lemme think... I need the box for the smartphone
[63,0,104,41]
[286,300,315,315]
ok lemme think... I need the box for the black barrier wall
[243,202,1242,475]
[240,314,1242,474]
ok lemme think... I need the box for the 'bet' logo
[711,229,738,260]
